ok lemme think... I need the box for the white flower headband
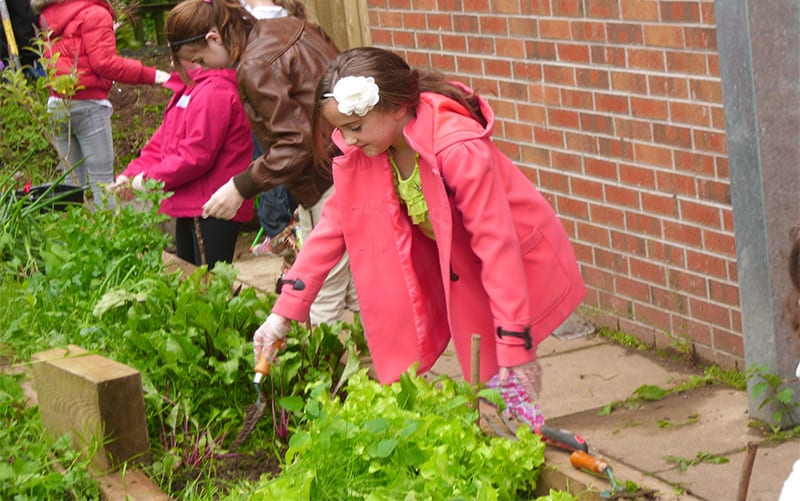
[324,76,380,117]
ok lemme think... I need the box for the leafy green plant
[0,373,99,498]
[238,369,550,500]
[747,364,800,430]
[663,451,729,472]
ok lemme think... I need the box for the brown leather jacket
[232,16,339,208]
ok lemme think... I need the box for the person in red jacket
[32,0,170,208]
[109,63,254,268]
[254,47,586,432]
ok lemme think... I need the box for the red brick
[697,178,730,205]
[650,284,687,312]
[684,27,717,50]
[619,163,656,189]
[537,168,570,192]
[614,117,652,141]
[521,144,551,166]
[519,102,547,124]
[572,177,604,200]
[627,48,665,71]
[712,328,743,358]
[620,0,659,21]
[543,65,576,85]
[700,2,716,24]
[689,78,723,103]
[378,10,403,27]
[416,32,441,50]
[548,108,580,128]
[653,123,693,149]
[480,15,509,35]
[539,19,572,39]
[453,14,480,32]
[578,221,611,247]
[668,268,707,297]
[580,112,614,134]
[509,17,538,37]
[441,34,468,52]
[722,207,734,233]
[656,171,697,197]
[650,240,687,267]
[456,55,483,74]
[669,101,710,126]
[522,0,553,15]
[686,250,728,281]
[571,20,606,42]
[707,54,720,77]
[671,315,713,346]
[491,98,516,119]
[560,88,593,109]
[590,203,626,228]
[462,0,491,12]
[370,29,392,45]
[693,129,727,154]
[504,120,534,142]
[493,137,521,159]
[530,83,561,106]
[641,191,677,216]
[526,40,557,61]
[626,211,662,237]
[673,151,715,176]
[493,0,522,15]
[566,131,599,154]
[586,0,620,19]
[496,38,525,58]
[690,297,731,328]
[611,230,647,254]
[557,43,591,63]
[598,137,634,160]
[471,77,499,94]
[630,96,668,119]
[552,0,584,17]
[466,35,494,54]
[605,184,640,209]
[576,68,610,89]
[403,12,426,29]
[631,257,667,285]
[702,228,736,257]
[660,1,701,23]
[596,92,630,114]
[558,196,590,219]
[666,51,708,74]
[607,23,644,44]
[645,24,685,48]
[513,61,543,81]
[611,71,647,94]
[413,0,434,8]
[551,150,584,172]
[708,278,740,305]
[634,143,672,168]
[663,221,702,248]
[591,46,626,66]
[430,54,456,72]
[679,199,721,228]
[649,75,689,98]
[426,13,452,30]
[595,248,629,273]
[534,126,565,147]
[393,30,415,47]
[585,156,618,180]
[486,58,513,78]
[614,275,650,301]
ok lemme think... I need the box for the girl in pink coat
[111,65,254,268]
[255,47,586,429]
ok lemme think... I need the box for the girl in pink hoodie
[33,0,170,208]
[254,47,586,432]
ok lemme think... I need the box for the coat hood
[35,0,113,33]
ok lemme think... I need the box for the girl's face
[321,99,407,157]
[176,30,232,69]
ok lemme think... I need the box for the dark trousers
[175,217,241,269]
[252,131,297,239]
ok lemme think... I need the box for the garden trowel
[229,339,286,452]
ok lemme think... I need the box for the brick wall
[366,0,741,368]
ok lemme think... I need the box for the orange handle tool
[254,338,287,384]
[570,450,609,474]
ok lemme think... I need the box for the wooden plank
[32,345,151,473]
[96,469,172,501]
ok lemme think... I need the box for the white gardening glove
[109,174,134,201]
[154,70,170,85]
[202,178,244,220]
[131,172,147,192]
[487,359,544,430]
[253,313,290,365]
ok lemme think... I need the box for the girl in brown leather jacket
[165,0,358,325]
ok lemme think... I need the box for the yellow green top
[389,151,435,239]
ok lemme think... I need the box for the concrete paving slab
[538,343,699,419]
[538,333,607,357]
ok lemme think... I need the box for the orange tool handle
[255,338,287,376]
[570,450,608,474]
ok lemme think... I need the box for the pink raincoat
[273,89,585,384]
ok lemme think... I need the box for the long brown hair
[311,47,487,162]
[165,0,255,75]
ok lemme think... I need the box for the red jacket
[122,68,254,223]
[273,89,586,384]
[35,0,156,99]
